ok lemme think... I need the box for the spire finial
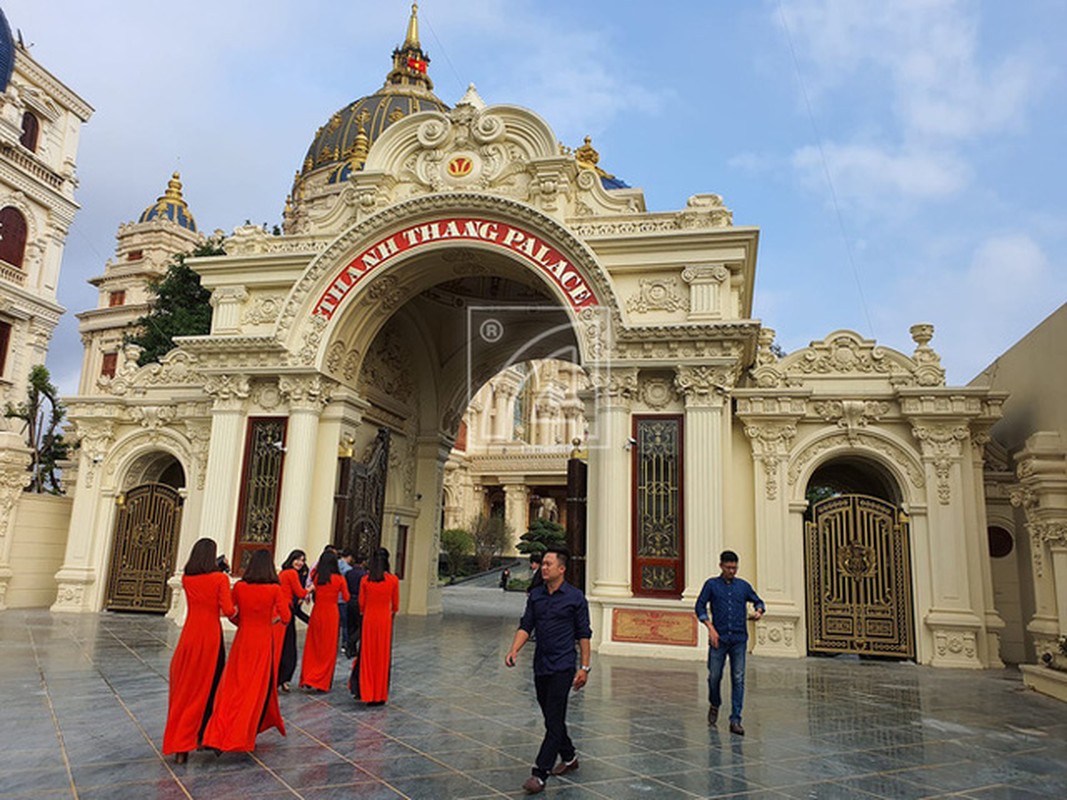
[164,172,184,201]
[404,3,420,49]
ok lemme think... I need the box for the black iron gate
[104,483,183,613]
[333,428,390,557]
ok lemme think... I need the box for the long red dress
[276,568,308,686]
[359,572,399,703]
[201,582,290,752]
[299,574,349,691]
[163,572,235,755]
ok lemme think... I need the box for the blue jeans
[707,638,747,723]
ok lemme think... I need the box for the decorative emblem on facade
[836,542,876,578]
[447,156,474,177]
[626,278,687,314]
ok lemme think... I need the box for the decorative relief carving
[788,432,925,490]
[626,278,687,314]
[639,376,677,410]
[103,348,203,396]
[933,628,978,662]
[184,420,211,490]
[674,364,736,406]
[250,382,283,412]
[588,367,638,408]
[358,325,415,404]
[365,275,405,313]
[128,406,176,442]
[812,400,891,444]
[70,421,115,488]
[745,424,797,500]
[911,424,968,504]
[241,294,286,325]
[278,375,334,412]
[203,374,251,411]
[0,451,33,539]
[297,314,329,366]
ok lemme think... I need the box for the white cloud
[792,142,971,205]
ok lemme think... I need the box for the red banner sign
[312,217,599,319]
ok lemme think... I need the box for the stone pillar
[275,376,332,562]
[52,421,116,612]
[968,430,1006,667]
[911,420,984,667]
[503,481,530,548]
[199,375,250,555]
[740,410,803,657]
[1011,433,1067,662]
[406,435,451,615]
[491,372,521,443]
[674,365,731,603]
[586,368,637,599]
[0,443,33,610]
[209,285,249,334]
[681,264,729,322]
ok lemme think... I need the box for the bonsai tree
[440,527,473,580]
[469,513,511,572]
[4,365,69,494]
[517,517,566,556]
[126,239,225,365]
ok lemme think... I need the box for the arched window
[0,206,28,268]
[19,112,39,152]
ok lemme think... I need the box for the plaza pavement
[0,585,1065,799]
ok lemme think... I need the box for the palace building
[0,7,91,610]
[41,5,1063,676]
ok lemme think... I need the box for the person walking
[505,547,591,795]
[201,550,290,753]
[337,548,354,647]
[300,551,349,692]
[358,547,399,705]
[162,538,235,764]
[694,549,765,736]
[343,552,367,659]
[277,549,309,693]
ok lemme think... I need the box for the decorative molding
[745,423,797,500]
[812,399,892,444]
[241,294,286,325]
[626,278,687,314]
[638,376,677,411]
[674,364,735,407]
[787,431,925,491]
[0,449,33,539]
[911,424,968,504]
[278,374,335,412]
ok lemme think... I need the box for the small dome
[294,3,448,192]
[0,9,15,93]
[138,172,197,231]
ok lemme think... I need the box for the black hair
[369,547,391,582]
[543,547,570,569]
[720,550,739,564]
[340,548,353,558]
[184,538,218,576]
[242,550,280,584]
[281,549,306,571]
[529,552,543,564]
[316,551,340,585]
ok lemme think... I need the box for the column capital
[681,263,729,285]
[674,364,734,407]
[279,374,335,412]
[589,367,638,408]
[204,373,251,410]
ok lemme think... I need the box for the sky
[6,0,1065,395]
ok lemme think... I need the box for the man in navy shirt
[506,548,591,794]
[694,549,765,735]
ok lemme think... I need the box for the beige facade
[970,304,1067,697]
[0,16,91,609]
[38,8,1017,671]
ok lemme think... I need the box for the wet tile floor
[1,599,1065,799]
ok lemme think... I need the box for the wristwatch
[580,665,591,672]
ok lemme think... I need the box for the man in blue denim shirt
[506,548,591,794]
[694,549,765,735]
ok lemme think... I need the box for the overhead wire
[776,0,876,339]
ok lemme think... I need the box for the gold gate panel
[805,494,915,658]
[105,484,183,613]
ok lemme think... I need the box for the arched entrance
[104,453,186,613]
[804,457,915,658]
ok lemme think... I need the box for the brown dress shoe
[707,705,719,725]
[522,775,546,794]
[551,756,579,775]
[729,721,745,736]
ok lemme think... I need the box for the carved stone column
[275,375,333,562]
[681,264,729,322]
[209,285,249,334]
[674,365,730,603]
[491,371,521,443]
[743,416,803,657]
[968,429,1005,667]
[52,421,116,612]
[0,445,33,610]
[1011,432,1067,663]
[199,375,251,557]
[586,367,637,598]
[911,420,984,667]
[503,481,530,549]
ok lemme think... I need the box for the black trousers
[533,669,576,779]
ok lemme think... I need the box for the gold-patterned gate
[805,494,915,658]
[104,483,183,613]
